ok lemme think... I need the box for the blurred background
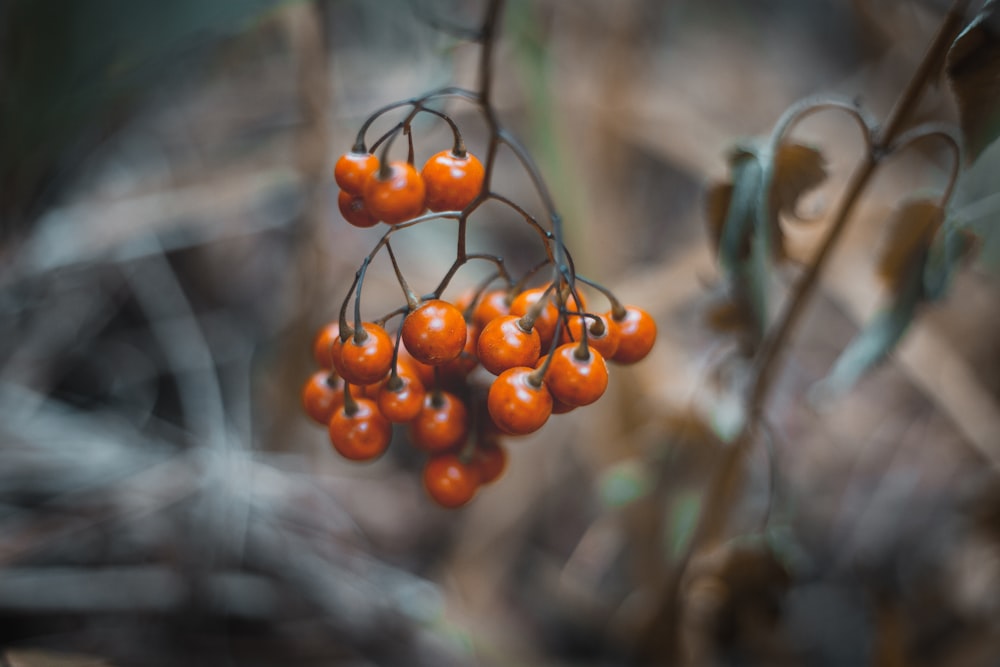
[2,0,1000,665]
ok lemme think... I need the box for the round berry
[487,367,553,435]
[540,343,608,407]
[363,161,426,225]
[337,191,379,228]
[334,151,379,195]
[472,289,512,329]
[471,439,507,485]
[410,391,469,453]
[302,370,346,424]
[423,454,479,508]
[377,373,426,423]
[312,321,341,369]
[402,299,468,365]
[328,398,392,461]
[477,314,542,375]
[338,322,395,385]
[612,306,657,364]
[421,150,485,212]
[563,312,620,360]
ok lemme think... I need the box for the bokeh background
[3,0,1000,665]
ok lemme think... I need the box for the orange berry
[487,367,553,435]
[421,150,485,212]
[337,190,379,228]
[477,314,541,375]
[472,289,512,329]
[312,321,341,369]
[301,370,346,424]
[423,454,479,508]
[334,151,379,195]
[563,312,620,360]
[611,306,657,364]
[327,397,392,461]
[338,323,395,385]
[363,161,426,225]
[471,439,507,485]
[540,343,608,407]
[410,391,469,453]
[377,373,426,423]
[402,299,468,365]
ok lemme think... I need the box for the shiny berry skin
[328,398,392,461]
[302,371,347,424]
[421,150,485,212]
[487,367,553,435]
[377,373,426,423]
[312,321,341,369]
[563,312,620,360]
[423,454,479,508]
[338,323,395,385]
[337,191,379,228]
[334,151,379,195]
[471,439,507,485]
[363,161,426,225]
[410,391,469,453]
[477,314,541,375]
[472,289,512,329]
[611,306,657,364]
[402,299,468,365]
[540,344,609,407]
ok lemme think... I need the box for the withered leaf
[876,199,944,294]
[946,0,1000,163]
[771,142,828,217]
[767,142,828,260]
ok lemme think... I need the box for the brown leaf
[768,142,828,260]
[771,142,828,217]
[876,199,944,293]
[946,0,1000,164]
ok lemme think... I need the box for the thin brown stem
[638,2,974,661]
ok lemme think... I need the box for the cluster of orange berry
[335,143,484,227]
[303,97,655,508]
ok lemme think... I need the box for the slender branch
[638,2,975,661]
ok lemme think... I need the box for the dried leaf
[767,142,828,260]
[876,199,944,293]
[771,142,828,218]
[946,0,1000,163]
